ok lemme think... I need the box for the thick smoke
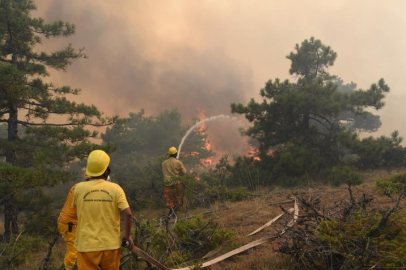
[36,0,252,116]
[34,0,253,158]
[33,0,406,158]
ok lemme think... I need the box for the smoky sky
[34,0,252,117]
[33,0,406,155]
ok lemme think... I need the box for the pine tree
[231,37,390,180]
[0,0,116,240]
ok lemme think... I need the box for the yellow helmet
[86,150,110,177]
[168,147,178,155]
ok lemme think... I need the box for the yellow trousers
[57,222,77,270]
[77,249,120,270]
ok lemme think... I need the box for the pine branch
[311,113,334,127]
[17,120,112,127]
[309,116,331,130]
[0,59,13,64]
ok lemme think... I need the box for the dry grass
[5,168,406,270]
[185,169,406,270]
[208,248,294,270]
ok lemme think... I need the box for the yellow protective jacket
[58,184,78,269]
[162,157,187,186]
[58,184,78,224]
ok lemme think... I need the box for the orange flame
[197,109,214,166]
[247,144,261,161]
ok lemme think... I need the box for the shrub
[181,175,209,208]
[279,187,406,270]
[318,210,406,269]
[264,142,339,187]
[326,166,363,187]
[172,216,235,257]
[376,172,406,198]
[353,131,406,169]
[128,216,235,268]
[0,234,43,269]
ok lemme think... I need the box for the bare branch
[311,113,334,127]
[309,116,331,130]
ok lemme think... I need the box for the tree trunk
[303,113,310,140]
[3,197,18,240]
[41,229,59,270]
[6,105,18,163]
[3,72,20,240]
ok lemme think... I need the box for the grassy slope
[12,168,405,270]
[185,168,404,270]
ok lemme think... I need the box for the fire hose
[123,198,299,270]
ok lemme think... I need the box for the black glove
[68,222,73,232]
[121,238,130,248]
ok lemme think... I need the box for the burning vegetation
[2,1,406,270]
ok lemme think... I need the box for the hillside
[8,168,404,270]
[189,169,402,270]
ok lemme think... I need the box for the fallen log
[128,198,299,270]
[247,207,294,236]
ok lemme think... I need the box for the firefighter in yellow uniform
[57,184,78,270]
[73,150,134,270]
[162,147,187,216]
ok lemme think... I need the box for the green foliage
[334,77,382,133]
[226,155,269,189]
[200,154,232,187]
[102,109,214,210]
[173,216,235,250]
[121,157,250,210]
[376,172,406,198]
[0,0,109,126]
[326,166,363,187]
[0,0,117,242]
[0,233,43,269]
[181,175,210,208]
[231,37,396,185]
[223,186,249,202]
[199,154,272,198]
[221,186,249,202]
[287,37,337,81]
[129,216,235,268]
[318,211,406,269]
[102,109,213,169]
[280,189,406,269]
[164,216,235,266]
[352,131,406,169]
[23,193,58,236]
[270,143,329,186]
[116,155,166,210]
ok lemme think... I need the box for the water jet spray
[177,115,241,159]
